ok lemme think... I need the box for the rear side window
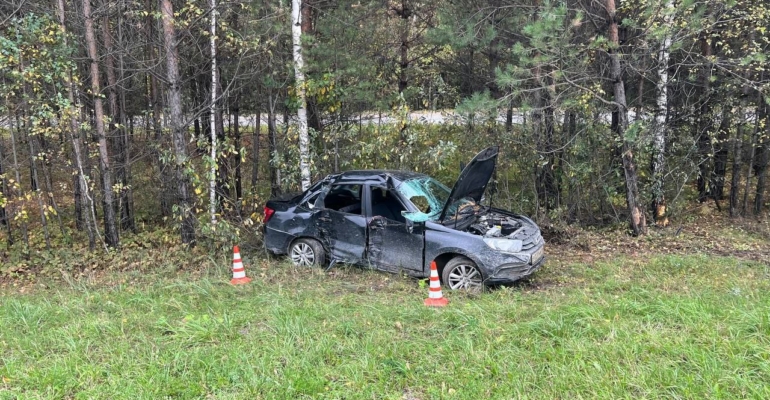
[324,184,362,215]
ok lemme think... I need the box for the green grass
[2,254,770,399]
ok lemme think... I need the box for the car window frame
[319,182,365,215]
[366,184,410,223]
[296,180,328,210]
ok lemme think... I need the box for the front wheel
[442,256,484,291]
[288,238,326,267]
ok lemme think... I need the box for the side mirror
[405,218,414,234]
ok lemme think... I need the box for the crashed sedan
[263,146,545,290]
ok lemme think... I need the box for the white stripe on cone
[428,268,443,299]
[230,246,251,285]
[232,250,245,278]
[424,261,448,307]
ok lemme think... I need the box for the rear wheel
[442,256,484,291]
[289,238,326,267]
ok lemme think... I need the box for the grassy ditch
[1,252,769,399]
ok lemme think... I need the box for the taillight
[263,206,275,223]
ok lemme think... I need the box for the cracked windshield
[396,177,451,222]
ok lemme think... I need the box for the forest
[4,1,770,397]
[0,0,768,258]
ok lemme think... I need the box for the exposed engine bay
[440,201,529,239]
[467,212,525,238]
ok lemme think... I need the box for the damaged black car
[263,146,545,290]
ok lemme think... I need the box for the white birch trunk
[291,0,311,191]
[209,0,218,224]
[651,0,674,223]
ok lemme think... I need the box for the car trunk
[265,191,303,212]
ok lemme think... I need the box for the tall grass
[2,254,769,399]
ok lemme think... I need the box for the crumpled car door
[318,209,367,264]
[367,216,424,273]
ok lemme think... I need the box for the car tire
[288,238,326,267]
[442,256,484,291]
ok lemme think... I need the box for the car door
[316,183,368,264]
[366,185,424,273]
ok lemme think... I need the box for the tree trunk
[83,0,120,247]
[397,0,411,94]
[712,107,731,202]
[606,0,646,236]
[190,66,201,142]
[28,135,51,250]
[102,12,133,232]
[396,0,412,145]
[292,0,311,191]
[144,0,171,218]
[9,113,29,252]
[754,101,769,215]
[119,99,135,232]
[102,15,120,139]
[160,0,196,244]
[79,95,101,248]
[696,34,714,203]
[651,0,673,225]
[215,70,229,202]
[302,0,322,134]
[742,109,758,215]
[233,104,243,201]
[209,0,218,224]
[0,135,12,245]
[251,110,261,187]
[301,0,312,32]
[505,98,513,133]
[565,112,578,221]
[199,73,211,151]
[116,4,135,232]
[144,1,172,217]
[729,112,743,218]
[268,91,282,197]
[40,143,67,238]
[535,72,557,212]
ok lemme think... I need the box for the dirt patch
[542,212,770,266]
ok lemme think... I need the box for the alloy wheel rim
[447,264,483,290]
[290,243,315,266]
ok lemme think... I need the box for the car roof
[332,170,428,185]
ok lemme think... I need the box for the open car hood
[438,146,499,221]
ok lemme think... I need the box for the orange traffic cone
[424,261,449,307]
[230,245,252,285]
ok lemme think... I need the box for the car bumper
[486,256,546,284]
[264,226,294,255]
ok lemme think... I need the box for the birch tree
[209,0,218,224]
[650,0,674,226]
[292,0,311,191]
